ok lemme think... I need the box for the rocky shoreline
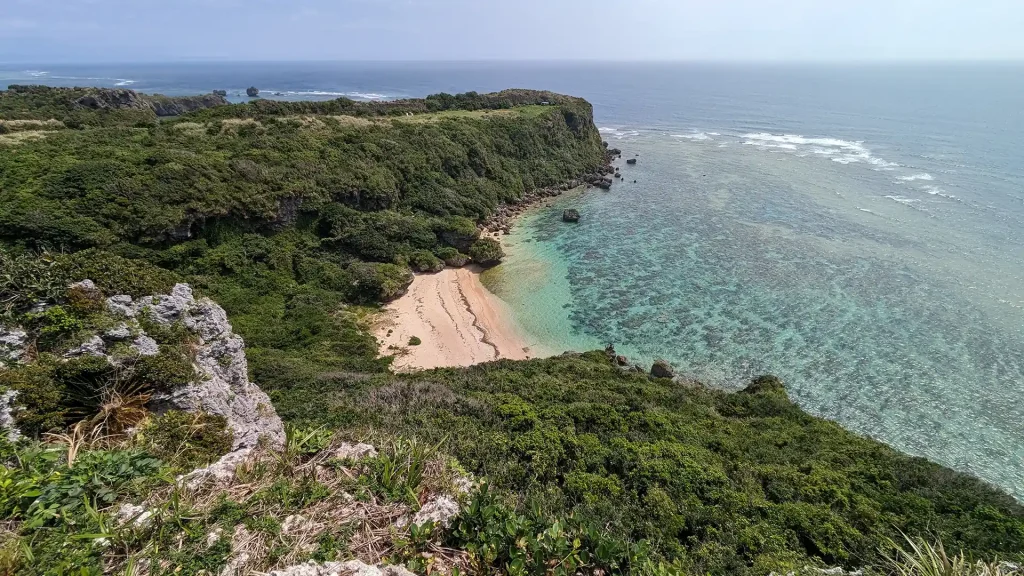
[480,145,623,236]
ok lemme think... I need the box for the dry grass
[118,434,471,575]
[0,118,64,131]
[0,130,49,146]
[883,534,1021,576]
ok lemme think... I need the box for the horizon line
[4,57,1024,67]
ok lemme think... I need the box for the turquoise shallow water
[11,61,1024,498]
[486,129,1024,500]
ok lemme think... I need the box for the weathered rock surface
[0,326,28,366]
[333,442,379,461]
[268,560,416,576]
[70,87,228,116]
[63,335,107,359]
[106,283,286,484]
[246,86,260,97]
[562,209,581,223]
[0,390,21,441]
[131,335,159,357]
[409,495,460,528]
[626,158,638,165]
[650,359,675,379]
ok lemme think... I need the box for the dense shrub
[407,250,445,273]
[468,238,505,266]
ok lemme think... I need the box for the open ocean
[5,61,1023,498]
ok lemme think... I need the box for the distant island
[0,84,1021,576]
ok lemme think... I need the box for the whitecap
[114,79,135,86]
[25,70,49,77]
[672,132,712,141]
[884,195,922,206]
[922,185,958,200]
[858,208,874,213]
[598,127,618,133]
[741,132,899,170]
[898,173,934,182]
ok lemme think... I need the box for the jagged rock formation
[247,86,260,98]
[105,284,286,459]
[70,88,227,116]
[562,209,581,223]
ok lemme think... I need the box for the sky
[1,0,1023,63]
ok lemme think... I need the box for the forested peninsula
[0,86,1021,576]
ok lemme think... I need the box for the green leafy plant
[408,336,422,346]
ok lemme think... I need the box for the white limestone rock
[268,561,417,576]
[333,442,378,461]
[106,295,138,318]
[63,335,107,358]
[103,283,285,487]
[409,495,460,528]
[131,335,159,357]
[0,326,28,366]
[0,390,22,441]
[104,323,133,341]
[115,503,154,528]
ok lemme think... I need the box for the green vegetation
[1,87,1021,575]
[408,336,422,346]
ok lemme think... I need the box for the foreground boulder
[105,283,285,481]
[106,283,285,452]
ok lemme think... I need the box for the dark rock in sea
[616,355,629,366]
[213,90,228,97]
[246,86,260,98]
[626,158,638,165]
[563,209,581,223]
[650,359,675,379]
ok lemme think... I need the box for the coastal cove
[2,68,1024,576]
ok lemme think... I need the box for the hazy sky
[1,0,1022,62]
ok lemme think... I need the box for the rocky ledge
[70,87,228,116]
[0,281,285,482]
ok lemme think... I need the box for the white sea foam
[114,79,135,86]
[598,127,618,133]
[922,185,959,200]
[742,132,899,170]
[265,90,391,100]
[884,195,922,206]
[858,208,874,213]
[672,132,712,140]
[25,70,49,77]
[898,173,934,181]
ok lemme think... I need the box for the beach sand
[374,266,535,371]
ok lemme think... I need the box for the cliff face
[74,88,229,116]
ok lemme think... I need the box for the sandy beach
[374,266,535,371]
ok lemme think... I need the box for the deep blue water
[5,62,1023,498]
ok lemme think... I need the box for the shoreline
[377,148,624,371]
[374,266,538,371]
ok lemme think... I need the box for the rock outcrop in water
[650,359,675,379]
[247,86,260,97]
[562,209,581,222]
